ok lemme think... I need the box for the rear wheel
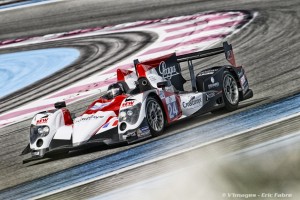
[145,97,165,137]
[222,71,239,111]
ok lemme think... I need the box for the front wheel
[145,97,165,137]
[222,71,239,111]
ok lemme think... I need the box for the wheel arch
[196,65,241,93]
[212,65,241,88]
[225,65,246,101]
[146,92,168,125]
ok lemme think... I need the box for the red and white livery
[21,42,253,163]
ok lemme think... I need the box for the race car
[21,41,253,163]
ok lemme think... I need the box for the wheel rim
[223,74,239,105]
[146,99,164,132]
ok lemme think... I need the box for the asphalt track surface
[0,0,300,198]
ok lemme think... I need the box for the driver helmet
[107,83,125,99]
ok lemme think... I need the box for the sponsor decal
[140,126,149,133]
[126,131,137,137]
[239,74,249,93]
[207,76,219,89]
[165,95,176,104]
[226,50,232,60]
[159,61,179,80]
[182,96,202,109]
[208,81,220,89]
[36,118,48,124]
[75,115,103,123]
[123,130,137,140]
[199,69,217,76]
[240,75,246,85]
[137,126,150,137]
[102,123,109,128]
[90,102,111,110]
[206,92,216,99]
[122,101,134,107]
[225,49,236,66]
[159,90,165,99]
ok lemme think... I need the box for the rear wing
[176,41,237,91]
[176,41,237,67]
[131,41,237,92]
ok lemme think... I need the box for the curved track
[0,31,156,112]
[0,0,300,195]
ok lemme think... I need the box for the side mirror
[157,81,171,88]
[54,101,66,109]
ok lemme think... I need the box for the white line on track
[0,0,62,12]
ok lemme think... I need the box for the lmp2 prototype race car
[21,41,253,163]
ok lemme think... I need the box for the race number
[165,95,178,120]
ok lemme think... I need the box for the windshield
[101,83,125,100]
[107,88,122,99]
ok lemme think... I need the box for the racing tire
[222,71,239,111]
[145,97,165,137]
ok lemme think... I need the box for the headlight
[37,127,44,134]
[127,110,133,116]
[119,111,126,118]
[30,125,50,143]
[41,126,50,136]
[119,103,141,125]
